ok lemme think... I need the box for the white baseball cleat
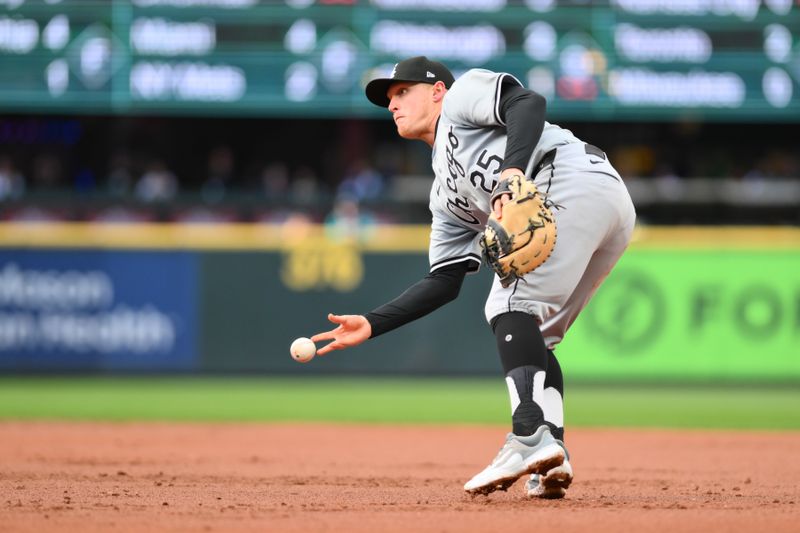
[464,425,565,495]
[525,458,573,499]
[525,439,573,499]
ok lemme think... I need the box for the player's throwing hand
[311,313,372,355]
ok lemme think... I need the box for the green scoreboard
[0,0,797,120]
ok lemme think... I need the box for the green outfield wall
[557,249,799,381]
[1,223,797,381]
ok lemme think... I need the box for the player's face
[386,82,436,141]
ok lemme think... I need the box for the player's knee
[492,311,549,373]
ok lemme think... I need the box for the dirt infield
[1,423,798,532]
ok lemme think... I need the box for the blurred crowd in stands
[0,116,797,226]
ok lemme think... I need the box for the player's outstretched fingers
[311,314,346,355]
[311,332,336,356]
[310,313,372,356]
[326,313,346,325]
[311,332,341,355]
[315,341,342,356]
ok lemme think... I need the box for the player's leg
[526,349,574,498]
[464,205,593,497]
[524,194,633,499]
[464,312,566,495]
[524,209,633,499]
[492,311,549,436]
[543,349,564,441]
[538,221,635,347]
[468,145,635,496]
[483,148,633,497]
[525,210,633,501]
[493,318,564,442]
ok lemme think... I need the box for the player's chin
[395,125,416,140]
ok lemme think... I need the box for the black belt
[533,143,605,175]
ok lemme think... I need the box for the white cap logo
[390,64,398,78]
[426,71,436,78]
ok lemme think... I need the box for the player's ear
[431,81,447,103]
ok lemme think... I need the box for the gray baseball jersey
[428,68,579,272]
[427,68,636,347]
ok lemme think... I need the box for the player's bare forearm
[311,313,372,355]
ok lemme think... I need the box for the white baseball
[290,337,316,363]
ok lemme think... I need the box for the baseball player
[311,56,636,498]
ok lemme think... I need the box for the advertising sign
[0,250,198,371]
[559,250,800,381]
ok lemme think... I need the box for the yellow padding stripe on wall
[0,222,797,251]
[630,226,800,249]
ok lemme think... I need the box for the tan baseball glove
[480,174,557,288]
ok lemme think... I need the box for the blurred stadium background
[0,0,798,423]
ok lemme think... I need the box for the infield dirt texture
[2,422,798,532]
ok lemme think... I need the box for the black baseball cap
[365,56,455,108]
